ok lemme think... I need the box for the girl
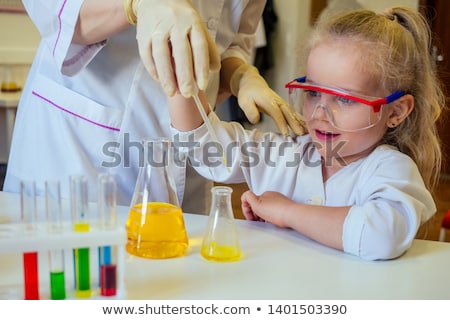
[168,6,445,260]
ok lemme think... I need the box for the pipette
[191,89,229,172]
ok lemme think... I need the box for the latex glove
[230,64,306,136]
[128,0,221,97]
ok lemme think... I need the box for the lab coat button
[310,196,323,205]
[207,18,217,30]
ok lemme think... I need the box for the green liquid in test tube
[70,175,91,298]
[45,180,66,300]
[50,270,65,299]
[74,248,90,293]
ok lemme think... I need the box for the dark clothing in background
[228,0,278,124]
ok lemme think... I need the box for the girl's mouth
[314,129,340,141]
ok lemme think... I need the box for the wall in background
[0,12,39,163]
[0,12,39,64]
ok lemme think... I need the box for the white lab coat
[172,112,436,260]
[4,0,266,215]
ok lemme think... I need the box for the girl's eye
[305,90,320,98]
[336,96,356,105]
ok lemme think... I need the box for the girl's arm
[167,91,210,132]
[241,190,348,251]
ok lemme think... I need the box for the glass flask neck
[209,186,233,218]
[142,138,170,167]
[131,137,179,207]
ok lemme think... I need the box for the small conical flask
[126,137,188,259]
[201,186,241,262]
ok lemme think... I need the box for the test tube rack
[0,220,127,300]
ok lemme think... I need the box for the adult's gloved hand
[230,64,306,136]
[125,0,221,97]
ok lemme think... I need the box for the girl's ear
[386,94,414,128]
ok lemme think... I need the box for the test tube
[20,180,39,300]
[70,175,91,298]
[96,173,107,287]
[45,180,66,300]
[97,174,118,296]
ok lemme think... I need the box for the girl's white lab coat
[172,112,436,260]
[5,0,266,214]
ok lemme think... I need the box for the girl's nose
[310,103,329,121]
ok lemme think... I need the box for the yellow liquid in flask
[126,202,188,259]
[201,241,241,262]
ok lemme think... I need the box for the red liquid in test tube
[23,252,39,300]
[21,180,40,300]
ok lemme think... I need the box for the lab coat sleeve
[22,0,106,76]
[342,153,436,261]
[221,0,266,63]
[171,112,250,183]
[170,111,303,189]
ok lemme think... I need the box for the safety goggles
[285,76,406,132]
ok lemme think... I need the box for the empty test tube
[45,180,66,300]
[70,175,91,298]
[97,174,118,296]
[20,180,39,300]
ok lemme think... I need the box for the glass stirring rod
[191,89,230,172]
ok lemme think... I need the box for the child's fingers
[241,190,258,220]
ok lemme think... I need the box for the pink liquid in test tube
[100,261,117,296]
[98,174,118,297]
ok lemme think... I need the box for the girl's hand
[241,190,294,228]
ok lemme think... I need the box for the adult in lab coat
[5,0,304,214]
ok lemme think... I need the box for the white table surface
[1,191,449,300]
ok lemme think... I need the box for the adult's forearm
[73,0,130,45]
[216,57,245,105]
[219,57,245,94]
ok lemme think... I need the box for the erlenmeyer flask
[126,137,188,259]
[201,186,241,262]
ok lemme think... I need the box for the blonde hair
[307,6,445,191]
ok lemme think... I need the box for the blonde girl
[167,6,445,260]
